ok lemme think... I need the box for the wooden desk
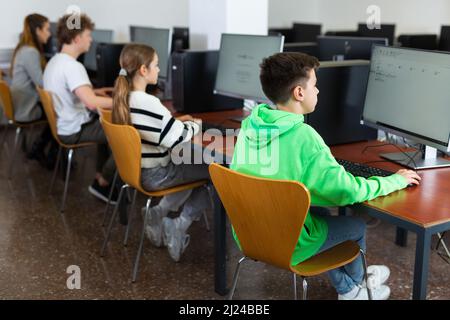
[187,107,450,300]
[332,141,450,300]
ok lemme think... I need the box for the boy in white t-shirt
[43,13,116,202]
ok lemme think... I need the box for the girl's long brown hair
[11,13,49,76]
[112,44,155,125]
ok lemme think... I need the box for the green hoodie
[230,104,408,265]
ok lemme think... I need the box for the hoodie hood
[241,104,305,148]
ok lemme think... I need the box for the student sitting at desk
[10,13,57,168]
[43,13,116,202]
[230,52,421,300]
[112,44,212,262]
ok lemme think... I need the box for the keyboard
[336,158,394,179]
[201,122,236,136]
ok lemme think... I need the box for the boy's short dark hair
[57,13,95,48]
[260,52,320,104]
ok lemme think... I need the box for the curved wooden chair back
[0,80,15,122]
[36,87,61,144]
[100,117,143,192]
[209,163,311,270]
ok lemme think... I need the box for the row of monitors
[270,23,450,51]
[43,24,190,78]
[42,23,450,153]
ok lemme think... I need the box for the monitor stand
[380,146,450,170]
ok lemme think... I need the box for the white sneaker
[142,206,165,247]
[363,265,390,289]
[162,217,191,262]
[338,285,391,300]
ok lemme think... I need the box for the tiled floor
[0,128,449,300]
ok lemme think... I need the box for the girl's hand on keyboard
[395,169,421,186]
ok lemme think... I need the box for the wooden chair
[37,87,98,213]
[99,116,211,282]
[97,107,118,227]
[0,80,47,179]
[208,163,372,300]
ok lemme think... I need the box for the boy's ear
[293,85,305,102]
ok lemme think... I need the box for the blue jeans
[311,207,366,295]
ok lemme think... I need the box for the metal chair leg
[360,249,373,300]
[436,232,450,260]
[302,277,308,300]
[123,189,138,246]
[49,146,62,194]
[0,124,8,154]
[101,170,118,227]
[101,184,128,257]
[203,184,214,232]
[132,197,152,282]
[293,274,298,300]
[60,148,73,213]
[228,256,248,300]
[7,127,21,180]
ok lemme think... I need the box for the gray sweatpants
[59,117,115,182]
[141,162,211,221]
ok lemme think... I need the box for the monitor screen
[214,33,284,102]
[362,46,450,152]
[130,26,172,79]
[357,23,395,45]
[172,27,189,52]
[292,23,322,42]
[317,36,388,61]
[84,29,113,71]
[439,26,450,51]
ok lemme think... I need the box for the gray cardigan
[10,46,44,122]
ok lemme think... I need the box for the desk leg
[412,229,431,300]
[396,227,408,247]
[213,187,228,296]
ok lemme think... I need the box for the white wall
[0,0,189,49]
[268,0,450,36]
[269,0,319,27]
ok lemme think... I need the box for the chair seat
[137,179,209,197]
[290,240,360,277]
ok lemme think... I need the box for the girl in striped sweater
[112,44,212,262]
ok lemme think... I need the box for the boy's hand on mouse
[395,169,421,186]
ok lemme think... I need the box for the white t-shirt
[43,53,92,136]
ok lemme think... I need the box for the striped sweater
[129,91,200,168]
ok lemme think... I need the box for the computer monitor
[268,27,294,43]
[83,29,114,72]
[129,26,172,79]
[213,33,284,102]
[307,60,377,145]
[283,42,318,57]
[357,23,396,45]
[317,36,388,61]
[292,23,322,42]
[397,34,437,50]
[361,45,450,169]
[325,30,360,37]
[172,27,189,52]
[439,26,450,51]
[95,43,125,88]
[43,22,58,60]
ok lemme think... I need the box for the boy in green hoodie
[230,52,421,300]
